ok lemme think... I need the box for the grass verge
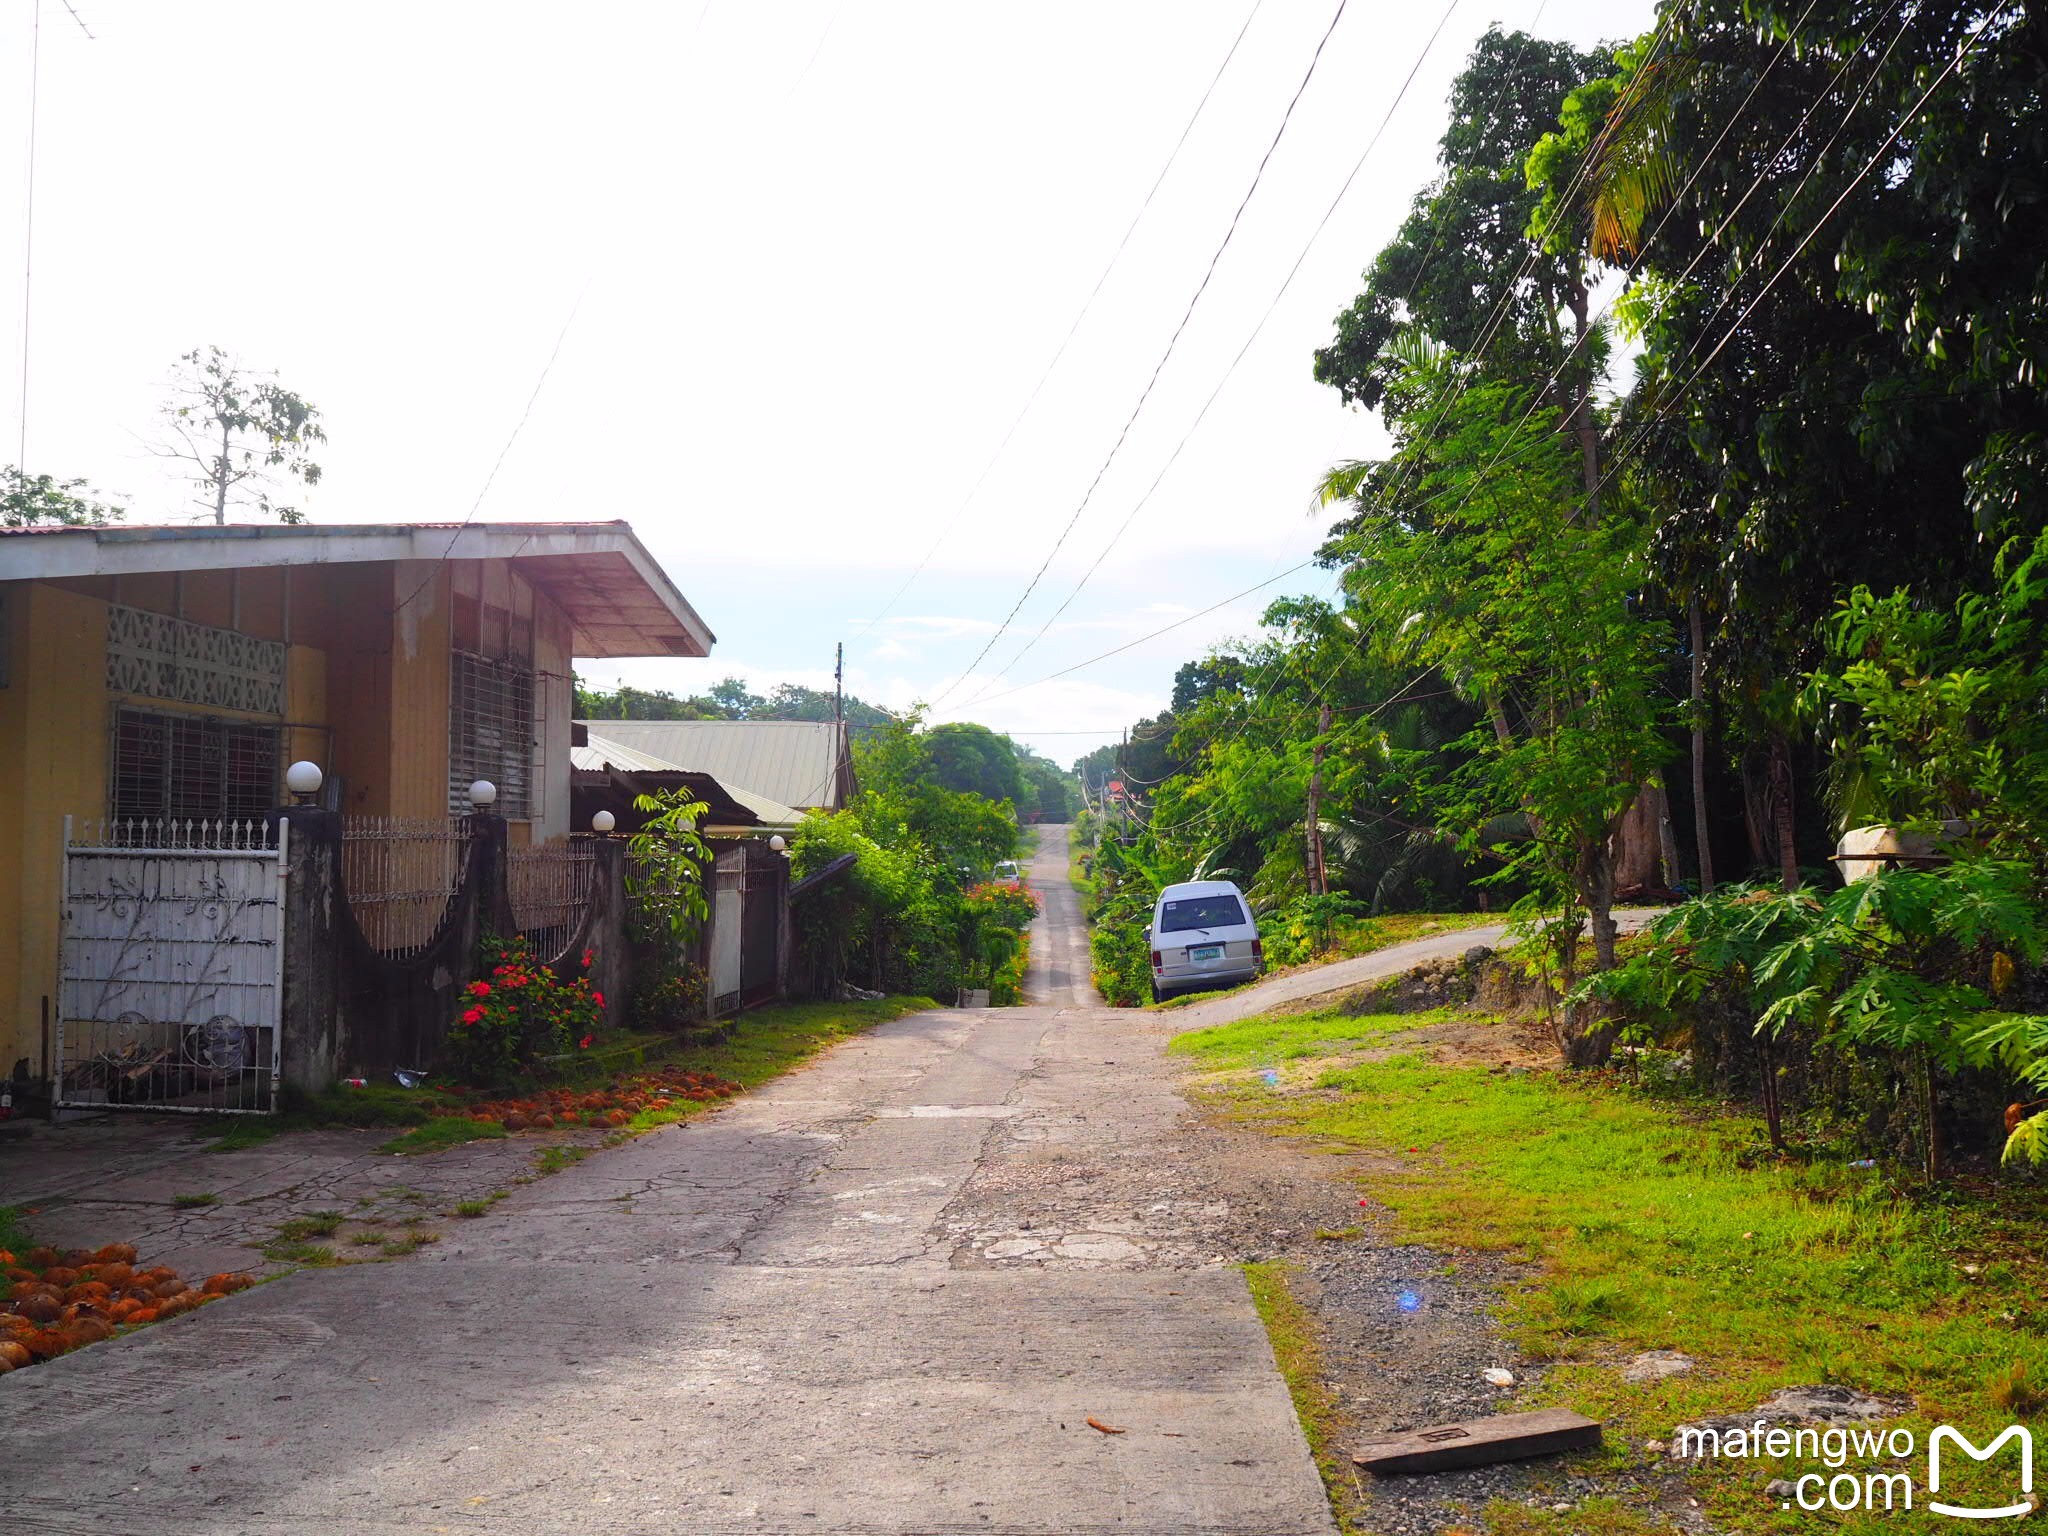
[1177,1006,2048,1534]
[1245,1261,1357,1532]
[377,1116,509,1156]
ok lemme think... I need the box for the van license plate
[1192,945,1222,962]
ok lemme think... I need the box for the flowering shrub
[442,935,604,1086]
[963,878,1040,931]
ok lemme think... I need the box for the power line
[390,281,590,619]
[943,556,1317,714]
[850,0,1269,646]
[962,2,1635,754]
[927,0,1356,710]
[949,0,1466,710]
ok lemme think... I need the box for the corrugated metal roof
[571,736,683,774]
[578,730,810,829]
[576,720,847,811]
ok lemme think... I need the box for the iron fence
[508,839,597,964]
[342,815,469,959]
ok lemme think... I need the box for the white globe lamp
[592,810,617,834]
[467,780,498,810]
[769,834,787,853]
[284,761,324,802]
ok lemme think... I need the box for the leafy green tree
[1315,27,1614,525]
[1,467,123,527]
[155,346,325,524]
[1323,351,1669,1058]
[705,677,765,719]
[924,722,1025,808]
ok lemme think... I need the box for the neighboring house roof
[571,736,806,832]
[576,720,849,811]
[0,520,713,658]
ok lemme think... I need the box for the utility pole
[1305,703,1330,896]
[833,641,844,726]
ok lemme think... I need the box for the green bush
[1260,893,1371,968]
[1090,888,1154,1006]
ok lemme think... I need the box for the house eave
[0,520,714,658]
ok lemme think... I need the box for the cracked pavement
[0,827,1341,1535]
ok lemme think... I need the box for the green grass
[535,1144,588,1176]
[453,1199,490,1218]
[0,1205,31,1256]
[260,1237,344,1266]
[377,1116,507,1156]
[1176,1005,2048,1534]
[272,1210,345,1241]
[1166,1006,1439,1066]
[1245,1262,1357,1533]
[197,1082,457,1150]
[171,1191,219,1208]
[379,1230,439,1257]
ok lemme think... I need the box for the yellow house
[0,520,713,1089]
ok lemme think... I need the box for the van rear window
[1159,895,1247,933]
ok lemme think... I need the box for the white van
[1148,879,1263,1003]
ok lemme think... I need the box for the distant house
[0,520,713,1091]
[572,719,854,820]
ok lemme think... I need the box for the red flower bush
[442,935,604,1086]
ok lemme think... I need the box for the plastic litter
[393,1069,427,1089]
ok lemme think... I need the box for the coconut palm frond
[1586,49,1698,262]
[1316,458,1379,509]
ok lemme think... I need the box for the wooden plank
[1351,1408,1602,1475]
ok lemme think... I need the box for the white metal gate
[56,816,288,1114]
[709,845,745,1015]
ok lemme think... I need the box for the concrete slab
[0,1260,1333,1535]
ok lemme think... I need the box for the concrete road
[1167,910,1665,1031]
[0,827,1338,1536]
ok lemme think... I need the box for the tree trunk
[1654,773,1683,893]
[1770,733,1799,892]
[1305,703,1329,896]
[1688,598,1715,893]
[1757,1034,1784,1151]
[215,420,231,525]
[1564,279,1604,526]
[1560,838,1622,1068]
[1611,782,1663,892]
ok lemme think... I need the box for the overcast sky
[4,0,1652,769]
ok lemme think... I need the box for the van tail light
[1252,939,1265,960]
[1150,950,1162,969]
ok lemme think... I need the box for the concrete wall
[279,811,626,1088]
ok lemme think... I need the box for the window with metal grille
[449,651,534,818]
[112,708,280,823]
